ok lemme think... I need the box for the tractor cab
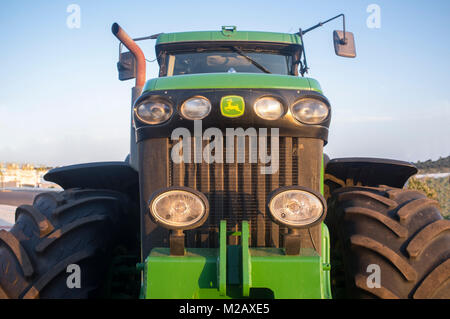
[154,26,302,76]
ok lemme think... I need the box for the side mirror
[333,30,356,58]
[117,51,136,81]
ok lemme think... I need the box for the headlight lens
[253,97,284,120]
[135,100,173,124]
[291,98,329,124]
[181,96,212,120]
[268,189,325,227]
[150,189,208,229]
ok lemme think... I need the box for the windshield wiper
[229,46,271,74]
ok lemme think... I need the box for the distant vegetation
[408,177,449,218]
[409,155,450,219]
[414,155,450,174]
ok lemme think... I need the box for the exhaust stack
[112,23,146,170]
[111,23,146,90]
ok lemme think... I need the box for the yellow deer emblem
[223,99,242,112]
[220,95,245,117]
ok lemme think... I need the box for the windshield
[166,50,292,76]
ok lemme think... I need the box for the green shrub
[408,177,449,218]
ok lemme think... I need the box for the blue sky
[0,0,449,166]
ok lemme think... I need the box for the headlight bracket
[170,229,185,256]
[284,230,302,255]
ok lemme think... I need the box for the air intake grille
[168,136,305,248]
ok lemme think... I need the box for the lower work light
[149,187,209,230]
[267,186,326,228]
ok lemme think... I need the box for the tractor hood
[142,73,322,93]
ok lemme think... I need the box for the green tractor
[1,14,449,299]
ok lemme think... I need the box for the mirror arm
[118,33,162,67]
[300,13,347,44]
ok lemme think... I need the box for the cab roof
[155,26,302,46]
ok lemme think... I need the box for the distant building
[0,163,60,189]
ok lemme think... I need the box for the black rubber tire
[0,188,136,299]
[327,185,450,299]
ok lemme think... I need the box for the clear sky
[0,0,449,166]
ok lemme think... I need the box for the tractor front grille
[168,136,306,248]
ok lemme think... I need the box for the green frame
[139,156,331,299]
[140,220,331,299]
[143,73,322,93]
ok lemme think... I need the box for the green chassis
[140,221,331,299]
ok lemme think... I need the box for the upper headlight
[291,98,329,124]
[180,96,212,120]
[149,187,209,230]
[253,97,284,120]
[135,100,173,125]
[268,187,326,228]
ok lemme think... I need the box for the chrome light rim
[267,186,327,228]
[148,186,209,230]
[253,96,285,120]
[180,96,212,120]
[134,98,173,125]
[290,98,330,125]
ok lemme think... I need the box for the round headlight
[268,188,326,228]
[149,188,209,230]
[135,100,173,125]
[180,96,211,120]
[253,97,284,120]
[291,98,329,124]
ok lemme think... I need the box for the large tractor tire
[0,188,136,299]
[327,185,450,299]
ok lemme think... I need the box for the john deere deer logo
[220,95,245,118]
